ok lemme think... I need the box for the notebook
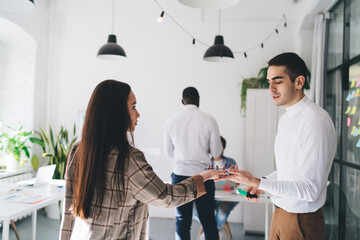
[17,164,56,187]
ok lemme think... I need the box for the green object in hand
[236,189,258,199]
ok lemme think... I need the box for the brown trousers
[269,206,325,240]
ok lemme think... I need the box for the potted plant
[32,124,77,180]
[0,124,37,170]
[31,124,77,219]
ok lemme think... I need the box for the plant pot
[46,201,63,220]
[3,154,19,170]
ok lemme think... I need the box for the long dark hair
[72,80,132,219]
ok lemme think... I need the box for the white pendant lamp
[178,0,240,9]
[97,0,126,59]
[0,0,34,12]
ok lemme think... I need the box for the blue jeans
[171,173,219,240]
[194,201,239,227]
[215,201,239,227]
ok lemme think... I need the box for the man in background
[164,86,222,240]
[212,136,238,229]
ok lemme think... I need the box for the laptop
[17,164,56,187]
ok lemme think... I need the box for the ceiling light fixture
[0,0,34,12]
[203,10,234,62]
[178,0,240,9]
[158,11,165,22]
[97,0,126,59]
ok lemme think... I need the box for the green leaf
[31,155,39,171]
[40,128,50,146]
[23,147,30,158]
[49,127,55,149]
[30,137,45,148]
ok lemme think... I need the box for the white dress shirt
[164,104,222,176]
[259,96,337,213]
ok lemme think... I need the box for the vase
[3,154,19,170]
[46,201,63,219]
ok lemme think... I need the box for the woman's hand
[200,170,227,182]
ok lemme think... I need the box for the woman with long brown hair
[59,80,225,240]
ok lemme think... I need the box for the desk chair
[196,220,233,240]
[10,220,20,240]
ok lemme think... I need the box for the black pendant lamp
[97,34,126,59]
[97,0,126,59]
[203,10,234,62]
[0,0,34,12]
[203,35,234,62]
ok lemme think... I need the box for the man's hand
[245,186,264,202]
[218,165,261,189]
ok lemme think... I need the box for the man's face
[267,65,300,108]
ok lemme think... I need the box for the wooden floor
[0,209,264,240]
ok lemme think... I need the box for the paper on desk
[0,185,18,195]
[0,192,51,204]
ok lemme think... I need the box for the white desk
[215,190,272,240]
[0,181,64,240]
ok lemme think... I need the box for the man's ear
[181,99,185,105]
[295,75,305,90]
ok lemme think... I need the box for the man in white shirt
[164,86,222,240]
[223,52,337,239]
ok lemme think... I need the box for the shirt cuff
[190,175,206,198]
[259,178,271,192]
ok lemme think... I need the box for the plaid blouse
[59,147,205,240]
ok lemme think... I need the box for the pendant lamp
[178,0,240,9]
[203,11,234,62]
[203,35,234,62]
[0,0,34,12]
[97,0,126,59]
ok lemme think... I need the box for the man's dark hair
[182,87,199,105]
[268,52,308,89]
[220,136,226,149]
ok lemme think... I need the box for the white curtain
[310,13,326,106]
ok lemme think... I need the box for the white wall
[0,0,334,222]
[46,0,303,221]
[48,0,303,178]
[0,0,51,130]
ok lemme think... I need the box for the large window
[324,0,360,239]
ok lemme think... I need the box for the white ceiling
[57,0,313,23]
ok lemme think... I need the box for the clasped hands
[200,165,263,202]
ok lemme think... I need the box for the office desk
[0,181,64,240]
[215,190,272,240]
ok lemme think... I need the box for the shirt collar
[285,95,308,117]
[183,104,198,110]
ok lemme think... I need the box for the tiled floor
[0,209,264,240]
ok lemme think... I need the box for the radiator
[0,172,34,183]
[0,171,35,227]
